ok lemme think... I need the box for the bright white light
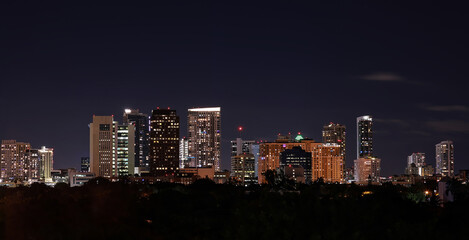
[125,109,132,114]
[188,107,221,112]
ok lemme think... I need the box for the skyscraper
[187,107,221,171]
[149,109,180,177]
[280,146,312,183]
[436,141,454,177]
[38,146,53,182]
[89,116,118,178]
[405,152,433,176]
[123,109,150,172]
[354,157,381,184]
[117,124,135,176]
[357,116,373,159]
[231,138,256,157]
[179,137,189,169]
[25,149,40,181]
[322,123,346,163]
[231,153,256,186]
[311,143,344,183]
[1,140,30,182]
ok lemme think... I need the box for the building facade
[187,107,221,171]
[117,124,135,176]
[280,146,312,183]
[179,137,189,169]
[1,140,31,182]
[231,153,256,186]
[435,141,454,177]
[357,116,373,159]
[80,157,90,172]
[354,157,381,184]
[89,116,118,178]
[123,109,150,172]
[149,109,180,177]
[322,123,346,163]
[311,143,344,183]
[38,146,53,182]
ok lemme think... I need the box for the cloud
[358,73,405,82]
[426,120,469,133]
[422,105,469,112]
[374,118,410,127]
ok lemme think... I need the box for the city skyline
[1,2,468,176]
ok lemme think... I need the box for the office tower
[38,146,53,182]
[258,134,321,184]
[311,143,344,183]
[117,124,135,176]
[25,149,40,181]
[179,137,189,168]
[187,107,221,171]
[89,115,118,178]
[405,152,433,176]
[436,141,454,177]
[123,109,150,171]
[81,157,90,172]
[322,123,346,163]
[231,138,256,157]
[1,140,30,182]
[357,115,373,159]
[149,109,180,177]
[251,143,260,178]
[354,157,381,184]
[231,153,256,186]
[280,146,312,183]
[408,152,426,168]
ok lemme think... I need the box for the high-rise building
[231,138,256,157]
[311,143,344,183]
[1,140,31,182]
[231,153,256,186]
[354,157,381,184]
[89,116,118,178]
[405,152,433,176]
[187,107,221,171]
[123,109,150,172]
[258,135,321,184]
[80,157,90,172]
[436,141,454,177]
[280,146,312,183]
[322,123,346,163]
[357,116,373,159]
[25,149,40,181]
[117,124,135,176]
[149,109,180,177]
[38,146,53,182]
[179,137,189,169]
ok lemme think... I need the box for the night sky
[1,1,468,176]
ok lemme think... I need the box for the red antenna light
[238,126,243,131]
[298,132,301,135]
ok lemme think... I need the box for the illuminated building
[38,146,54,182]
[179,137,189,168]
[187,107,221,171]
[280,146,312,183]
[230,138,258,178]
[117,124,135,176]
[80,157,90,172]
[123,109,150,172]
[405,153,433,176]
[68,169,95,187]
[25,149,40,181]
[1,140,30,182]
[149,109,180,177]
[436,141,454,177]
[258,135,321,184]
[231,153,256,186]
[322,123,346,163]
[357,115,373,158]
[311,143,344,183]
[354,157,381,184]
[89,115,118,178]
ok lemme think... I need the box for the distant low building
[354,157,381,184]
[69,169,95,187]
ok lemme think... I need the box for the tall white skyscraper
[38,146,53,182]
[436,141,454,177]
[187,107,221,171]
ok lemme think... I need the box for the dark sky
[1,1,468,176]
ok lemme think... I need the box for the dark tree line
[1,178,469,240]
